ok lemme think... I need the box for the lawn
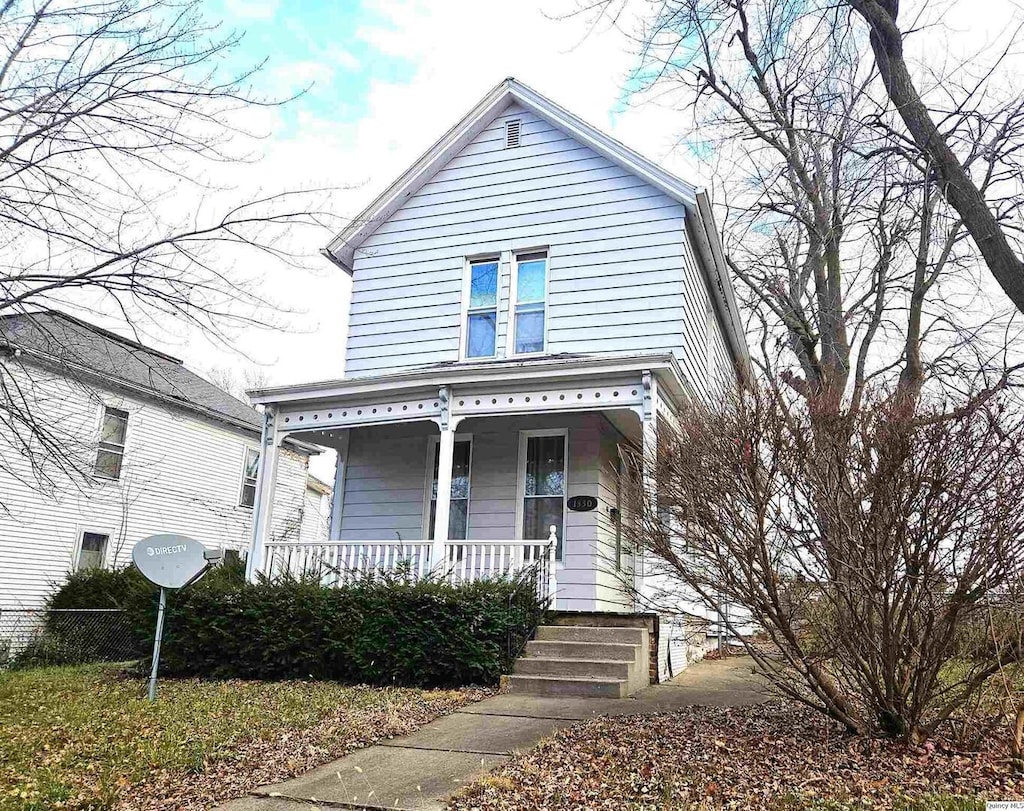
[0,664,486,811]
[449,702,1023,811]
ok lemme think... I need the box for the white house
[0,311,325,613]
[244,79,749,695]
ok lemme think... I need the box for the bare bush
[623,387,1024,743]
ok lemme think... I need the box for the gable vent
[504,118,521,149]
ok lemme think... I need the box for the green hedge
[46,563,546,687]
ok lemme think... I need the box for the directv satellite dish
[132,534,209,589]
[131,533,214,701]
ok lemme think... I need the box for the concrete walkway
[216,657,766,811]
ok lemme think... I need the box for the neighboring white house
[0,311,326,612]
[243,78,749,685]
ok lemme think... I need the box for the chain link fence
[0,608,145,669]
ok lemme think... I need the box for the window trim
[238,446,260,509]
[507,249,549,357]
[94,405,129,481]
[421,433,474,540]
[73,528,111,572]
[514,428,568,562]
[459,256,501,361]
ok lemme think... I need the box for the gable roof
[0,310,263,433]
[323,77,749,374]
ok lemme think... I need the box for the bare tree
[202,365,271,404]
[846,0,1024,314]
[0,0,341,486]
[623,386,1024,742]
[582,0,1023,407]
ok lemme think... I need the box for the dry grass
[0,663,487,810]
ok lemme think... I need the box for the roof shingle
[0,311,261,432]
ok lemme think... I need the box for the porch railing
[260,526,559,604]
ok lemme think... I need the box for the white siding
[337,413,624,611]
[0,362,310,610]
[594,417,634,612]
[298,485,331,545]
[346,104,713,382]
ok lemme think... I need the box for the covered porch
[244,353,685,611]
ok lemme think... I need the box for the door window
[521,432,566,559]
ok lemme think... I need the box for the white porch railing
[260,526,559,604]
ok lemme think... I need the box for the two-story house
[244,79,748,695]
[0,311,325,613]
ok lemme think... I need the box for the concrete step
[507,674,628,698]
[536,625,645,644]
[513,656,633,680]
[550,611,654,630]
[525,639,639,661]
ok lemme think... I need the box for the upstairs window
[512,251,547,354]
[239,447,259,508]
[465,258,498,358]
[94,406,128,479]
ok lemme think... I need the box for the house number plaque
[567,495,598,512]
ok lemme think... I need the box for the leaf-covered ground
[0,663,487,811]
[449,702,1021,810]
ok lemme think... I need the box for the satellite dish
[132,534,209,589]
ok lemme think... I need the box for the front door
[517,429,567,560]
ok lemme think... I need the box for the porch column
[431,425,455,569]
[430,385,456,571]
[245,407,281,582]
[636,371,658,605]
[328,430,350,541]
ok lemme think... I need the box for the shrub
[47,565,154,610]
[8,566,156,668]
[120,570,545,687]
[626,385,1024,744]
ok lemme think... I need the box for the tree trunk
[848,0,1024,314]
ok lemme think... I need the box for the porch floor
[215,658,768,811]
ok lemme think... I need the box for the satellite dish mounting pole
[147,587,167,702]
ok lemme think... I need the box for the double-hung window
[512,251,547,355]
[239,447,259,508]
[427,438,472,539]
[94,406,128,479]
[465,259,499,358]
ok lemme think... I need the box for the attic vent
[504,118,521,148]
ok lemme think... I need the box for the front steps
[508,621,650,698]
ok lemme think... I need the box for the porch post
[430,385,455,572]
[547,524,559,605]
[246,407,281,582]
[328,429,350,541]
[637,371,658,606]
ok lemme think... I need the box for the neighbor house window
[520,431,566,559]
[465,258,499,358]
[428,438,472,539]
[512,251,547,354]
[76,532,109,571]
[94,406,128,479]
[239,447,259,508]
